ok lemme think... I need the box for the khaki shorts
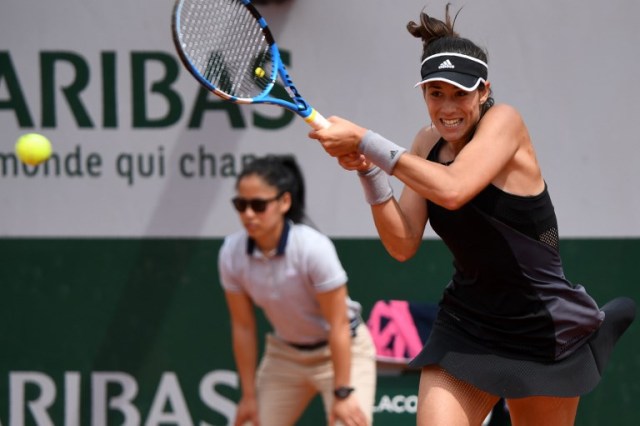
[255,323,377,426]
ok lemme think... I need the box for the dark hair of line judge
[236,155,307,224]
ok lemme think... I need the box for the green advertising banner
[1,239,638,425]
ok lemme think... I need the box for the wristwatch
[333,386,355,400]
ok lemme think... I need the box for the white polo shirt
[218,222,362,344]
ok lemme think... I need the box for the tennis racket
[172,0,329,130]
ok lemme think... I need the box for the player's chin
[437,124,468,142]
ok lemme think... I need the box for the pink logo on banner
[366,300,424,363]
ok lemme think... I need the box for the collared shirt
[218,222,361,344]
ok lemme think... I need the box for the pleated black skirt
[408,297,636,398]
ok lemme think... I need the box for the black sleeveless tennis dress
[408,139,636,397]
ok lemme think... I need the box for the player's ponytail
[406,3,460,50]
[407,4,489,65]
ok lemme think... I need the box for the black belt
[286,318,361,351]
[286,340,329,351]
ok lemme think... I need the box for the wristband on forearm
[358,166,393,205]
[358,130,407,175]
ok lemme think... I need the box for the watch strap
[333,386,355,400]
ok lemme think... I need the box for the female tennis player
[218,155,376,426]
[309,5,635,425]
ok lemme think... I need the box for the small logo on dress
[390,150,398,159]
[438,59,455,69]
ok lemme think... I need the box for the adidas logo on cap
[438,59,455,69]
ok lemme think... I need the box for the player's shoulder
[484,103,525,123]
[411,125,441,158]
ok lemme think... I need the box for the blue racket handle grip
[304,109,331,130]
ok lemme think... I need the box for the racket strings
[178,0,275,99]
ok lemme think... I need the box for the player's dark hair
[237,154,306,224]
[407,3,494,113]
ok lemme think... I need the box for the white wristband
[358,166,393,205]
[358,130,406,175]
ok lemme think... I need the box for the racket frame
[172,0,328,129]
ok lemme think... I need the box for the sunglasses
[231,194,282,213]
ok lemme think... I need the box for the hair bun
[407,4,460,49]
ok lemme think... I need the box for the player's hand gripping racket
[172,0,330,130]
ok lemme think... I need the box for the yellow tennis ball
[15,133,53,166]
[255,66,265,78]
